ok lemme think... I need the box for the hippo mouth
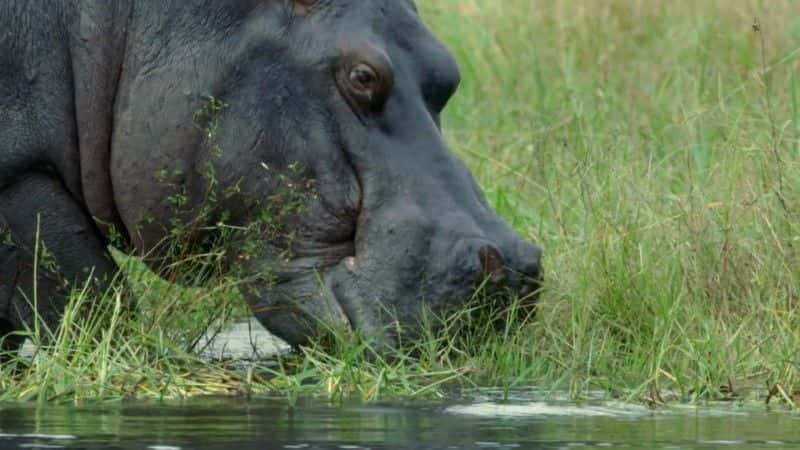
[246,255,409,348]
[242,238,361,346]
[243,223,543,349]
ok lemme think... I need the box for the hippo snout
[457,237,543,298]
[325,229,543,349]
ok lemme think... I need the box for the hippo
[0,0,542,353]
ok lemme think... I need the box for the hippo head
[112,0,542,347]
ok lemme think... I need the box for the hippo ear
[478,245,506,282]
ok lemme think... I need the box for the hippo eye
[336,51,395,115]
[349,64,379,94]
[338,61,394,114]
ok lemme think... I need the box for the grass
[2,0,800,405]
[429,0,800,404]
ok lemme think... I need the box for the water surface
[1,391,798,449]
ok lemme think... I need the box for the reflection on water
[1,391,799,449]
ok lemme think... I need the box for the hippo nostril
[478,245,506,283]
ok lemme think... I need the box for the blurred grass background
[421,0,800,400]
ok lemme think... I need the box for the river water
[1,391,798,450]
[7,323,800,449]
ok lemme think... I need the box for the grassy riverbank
[2,0,800,404]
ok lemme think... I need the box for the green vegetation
[430,0,800,404]
[2,0,800,405]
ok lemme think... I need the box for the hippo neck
[68,0,134,242]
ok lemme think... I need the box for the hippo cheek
[323,257,403,349]
[243,266,354,347]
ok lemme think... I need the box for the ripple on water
[0,434,76,440]
[17,445,66,449]
[0,433,77,450]
[446,401,651,418]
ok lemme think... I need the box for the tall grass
[0,254,258,403]
[424,0,800,403]
[2,0,800,404]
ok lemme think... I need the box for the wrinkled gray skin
[0,0,542,351]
